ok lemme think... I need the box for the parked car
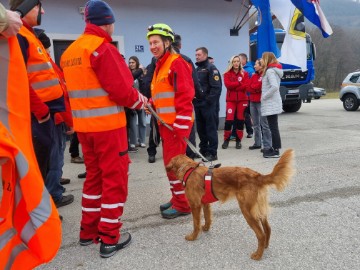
[339,71,360,111]
[313,87,326,99]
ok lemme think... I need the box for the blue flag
[252,0,280,58]
[290,0,333,38]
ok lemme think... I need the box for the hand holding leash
[146,104,209,162]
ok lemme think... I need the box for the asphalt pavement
[38,99,360,270]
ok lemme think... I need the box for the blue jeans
[250,102,272,150]
[127,109,147,146]
[45,122,66,202]
[31,114,53,181]
[136,109,147,144]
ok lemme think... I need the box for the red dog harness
[201,165,218,204]
[182,164,219,204]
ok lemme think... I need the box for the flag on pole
[251,0,280,58]
[269,0,293,30]
[280,8,307,70]
[290,0,333,37]
[270,0,307,70]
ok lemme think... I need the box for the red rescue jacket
[247,72,263,103]
[224,69,249,102]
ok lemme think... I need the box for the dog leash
[146,104,209,163]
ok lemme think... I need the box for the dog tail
[261,149,295,191]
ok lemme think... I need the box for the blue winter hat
[85,0,115,26]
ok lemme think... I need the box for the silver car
[339,71,360,111]
[313,87,326,99]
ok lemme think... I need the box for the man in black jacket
[194,47,222,161]
[140,57,160,163]
[173,34,202,159]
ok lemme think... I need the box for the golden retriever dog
[165,149,295,260]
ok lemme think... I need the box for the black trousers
[185,124,197,158]
[266,114,282,150]
[69,132,80,158]
[195,105,218,156]
[147,115,197,158]
[244,104,253,135]
[147,116,160,157]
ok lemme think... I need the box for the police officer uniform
[194,59,222,161]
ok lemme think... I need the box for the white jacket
[261,67,283,116]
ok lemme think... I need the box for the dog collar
[182,163,201,187]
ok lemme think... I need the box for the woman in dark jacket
[127,56,146,152]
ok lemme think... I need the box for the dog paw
[250,251,263,260]
[185,234,197,241]
[202,225,210,231]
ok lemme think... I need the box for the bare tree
[308,25,360,91]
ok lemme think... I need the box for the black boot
[236,141,242,149]
[222,140,229,149]
[148,155,156,163]
[78,172,87,179]
[99,232,132,258]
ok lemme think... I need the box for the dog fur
[165,149,295,260]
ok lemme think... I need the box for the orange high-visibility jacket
[0,37,61,270]
[151,54,194,125]
[19,26,63,103]
[60,34,126,132]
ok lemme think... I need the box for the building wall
[19,0,251,118]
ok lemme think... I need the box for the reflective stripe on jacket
[0,37,61,270]
[60,34,126,132]
[151,54,194,124]
[19,26,63,103]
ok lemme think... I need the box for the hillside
[307,0,360,90]
[321,0,360,28]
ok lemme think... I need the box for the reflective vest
[151,54,180,124]
[18,26,63,103]
[0,37,61,270]
[60,34,126,132]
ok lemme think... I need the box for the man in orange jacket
[61,0,147,258]
[34,28,74,186]
[1,3,61,268]
[9,0,74,208]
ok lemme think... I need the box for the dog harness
[201,165,219,204]
[182,164,219,204]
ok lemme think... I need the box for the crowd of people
[0,0,284,262]
[123,50,283,160]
